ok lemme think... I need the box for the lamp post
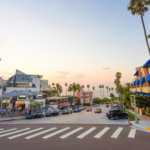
[133,89,138,124]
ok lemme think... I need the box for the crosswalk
[0,127,136,140]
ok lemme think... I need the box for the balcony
[130,88,136,92]
[136,87,143,92]
[142,87,150,93]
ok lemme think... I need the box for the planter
[143,115,150,120]
[139,108,143,116]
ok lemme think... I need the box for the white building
[5,69,42,93]
[40,80,48,91]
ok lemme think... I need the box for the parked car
[73,108,81,113]
[62,108,73,114]
[94,104,99,107]
[86,108,92,112]
[95,108,102,113]
[106,104,109,107]
[46,110,59,117]
[25,112,44,119]
[106,109,128,120]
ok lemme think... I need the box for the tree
[106,86,109,98]
[110,93,115,100]
[148,35,150,39]
[128,0,150,55]
[68,85,73,95]
[56,83,63,96]
[108,88,111,98]
[92,86,95,98]
[102,85,104,99]
[99,85,102,99]
[69,83,78,103]
[87,84,90,103]
[76,83,82,93]
[52,83,55,87]
[65,83,68,96]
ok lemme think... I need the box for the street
[0,105,150,150]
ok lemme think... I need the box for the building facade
[130,59,150,96]
[76,90,93,105]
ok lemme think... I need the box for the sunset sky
[0,0,150,94]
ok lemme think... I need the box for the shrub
[147,107,150,117]
[83,103,90,106]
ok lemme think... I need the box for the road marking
[8,128,43,139]
[0,129,4,131]
[0,128,17,134]
[25,128,57,139]
[111,127,123,138]
[42,127,70,139]
[0,128,30,137]
[94,127,110,138]
[77,127,97,139]
[128,129,136,138]
[60,127,83,139]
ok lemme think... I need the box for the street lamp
[132,89,138,124]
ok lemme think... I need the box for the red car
[86,108,92,112]
[106,104,109,107]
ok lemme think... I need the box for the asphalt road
[0,124,150,150]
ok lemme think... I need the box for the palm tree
[65,83,68,96]
[92,86,95,98]
[128,0,150,55]
[108,88,111,99]
[111,87,114,97]
[87,85,90,103]
[148,35,150,39]
[101,85,104,98]
[52,83,55,87]
[81,85,84,90]
[56,83,63,96]
[106,86,109,98]
[68,85,73,95]
[99,85,102,99]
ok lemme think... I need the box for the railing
[142,87,150,93]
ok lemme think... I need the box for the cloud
[55,75,65,79]
[57,71,69,76]
[77,74,84,78]
[102,67,111,70]
[0,71,14,75]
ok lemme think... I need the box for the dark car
[73,108,81,113]
[106,109,128,120]
[25,112,44,119]
[106,104,109,107]
[46,110,59,117]
[62,108,73,114]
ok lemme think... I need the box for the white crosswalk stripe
[0,129,4,131]
[8,128,43,139]
[94,127,110,138]
[0,128,17,134]
[128,129,136,138]
[77,127,97,139]
[42,127,70,139]
[0,128,30,138]
[25,128,57,139]
[60,127,83,139]
[111,127,123,138]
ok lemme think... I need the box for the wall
[6,87,38,93]
[32,78,40,91]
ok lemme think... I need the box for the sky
[0,0,150,95]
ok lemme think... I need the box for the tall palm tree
[68,85,73,95]
[81,85,84,90]
[111,87,114,97]
[108,88,111,99]
[52,83,55,87]
[87,85,90,102]
[56,83,63,96]
[99,85,102,99]
[128,0,150,55]
[101,85,104,99]
[65,83,68,96]
[106,86,109,98]
[92,86,95,98]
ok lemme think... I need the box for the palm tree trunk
[141,14,150,55]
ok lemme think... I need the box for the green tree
[99,85,102,99]
[106,86,109,98]
[92,86,95,98]
[68,85,73,95]
[56,83,63,96]
[102,85,104,99]
[128,0,150,55]
[110,93,115,100]
[65,83,68,96]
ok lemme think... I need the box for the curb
[128,119,132,126]
[0,118,25,122]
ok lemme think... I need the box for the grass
[126,110,140,121]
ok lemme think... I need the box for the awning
[135,80,139,85]
[139,92,146,95]
[139,77,145,84]
[135,92,139,94]
[145,74,150,82]
[146,93,150,97]
[143,59,150,68]
[58,103,70,108]
[133,70,138,76]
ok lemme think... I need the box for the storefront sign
[3,100,9,103]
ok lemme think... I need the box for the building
[130,59,150,96]
[1,90,45,110]
[40,80,48,91]
[5,69,43,93]
[76,90,93,105]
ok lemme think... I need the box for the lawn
[126,110,140,121]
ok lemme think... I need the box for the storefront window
[19,96,26,100]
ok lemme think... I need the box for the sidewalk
[127,109,150,132]
[0,115,25,122]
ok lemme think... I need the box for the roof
[143,59,150,68]
[2,90,45,99]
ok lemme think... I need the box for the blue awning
[145,74,150,82]
[135,92,139,94]
[135,80,139,85]
[139,77,145,84]
[139,92,146,95]
[143,59,150,68]
[146,93,150,97]
[133,70,138,76]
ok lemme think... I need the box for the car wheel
[114,116,118,120]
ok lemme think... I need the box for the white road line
[42,127,70,139]
[60,127,83,139]
[8,128,43,139]
[25,128,57,139]
[94,127,110,138]
[0,128,17,134]
[0,128,30,138]
[111,127,123,138]
[77,127,97,139]
[128,129,136,138]
[0,129,4,131]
